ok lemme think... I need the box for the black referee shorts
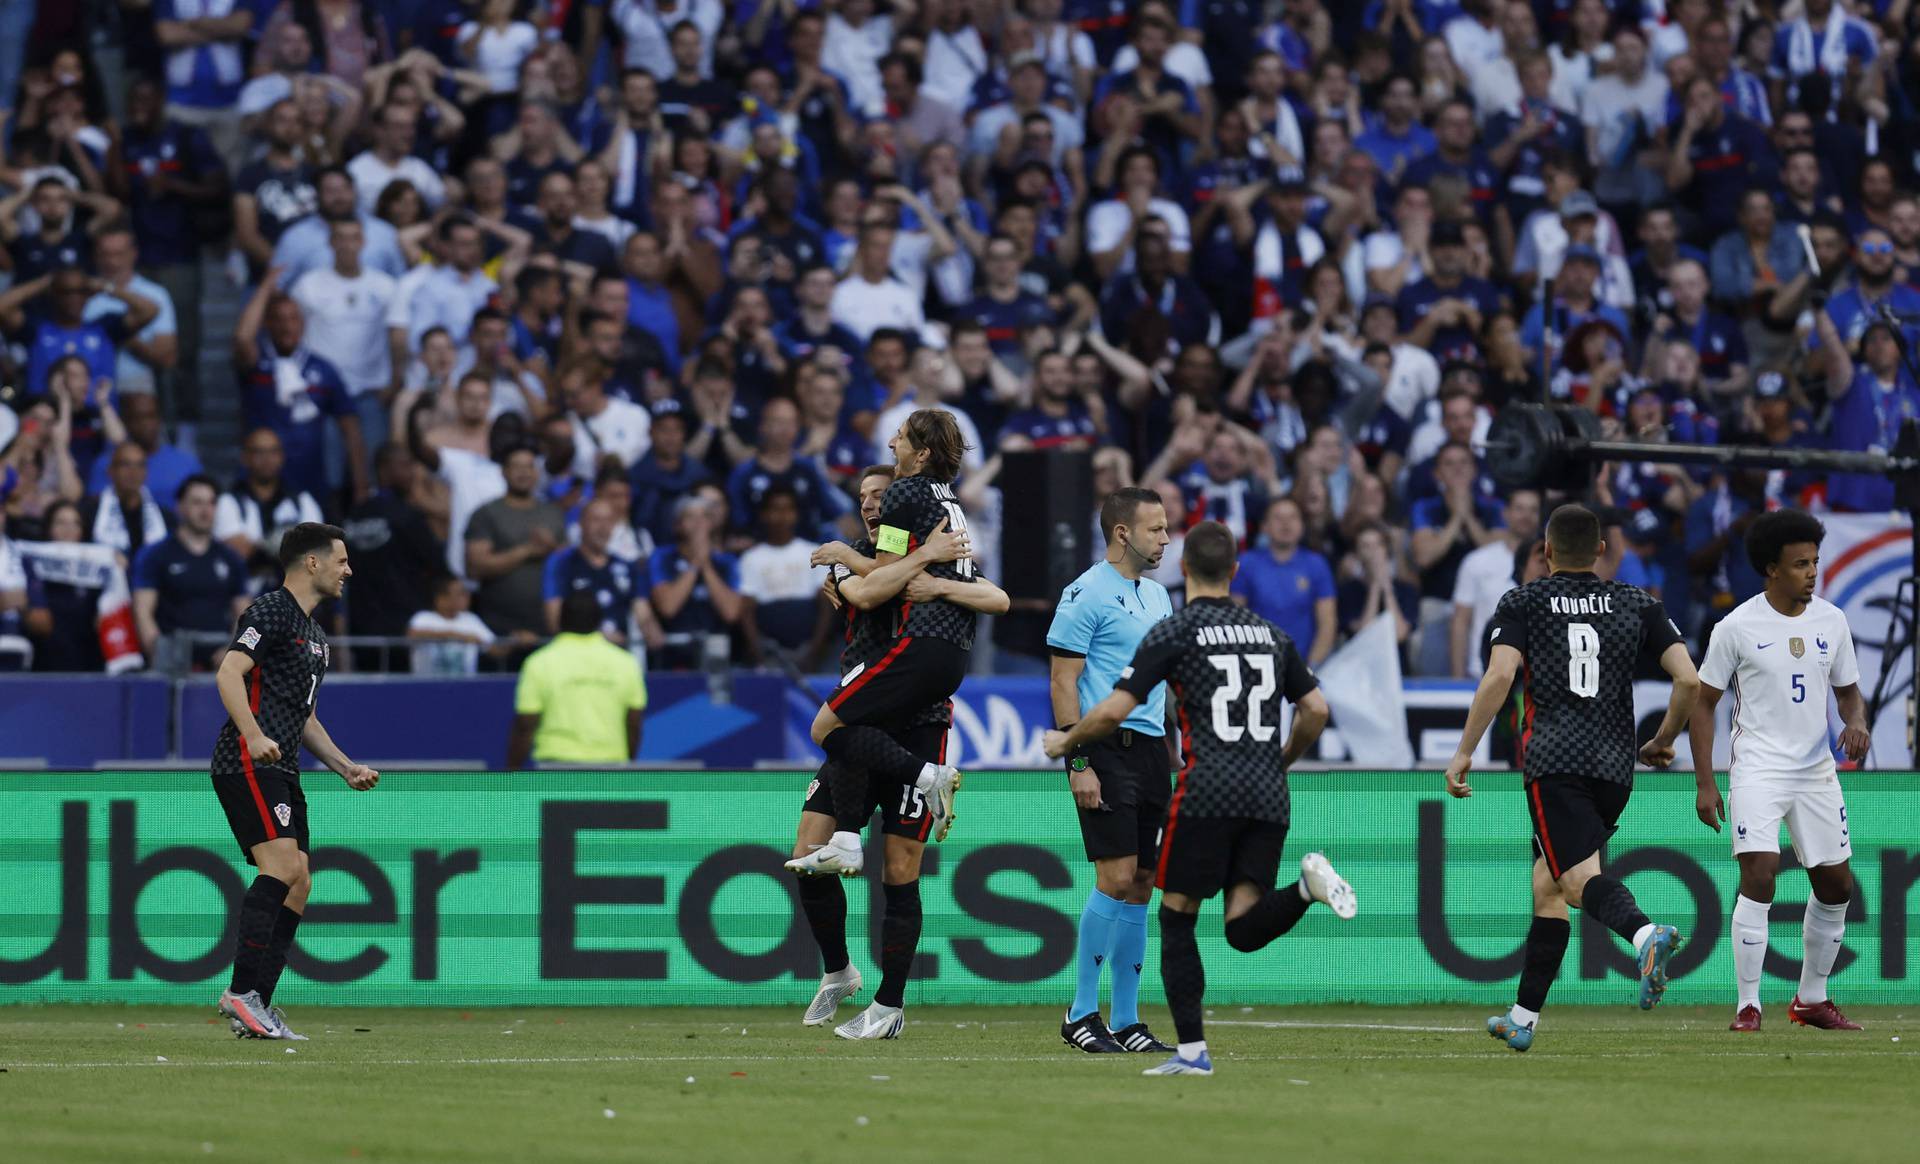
[1076,730,1172,865]
[211,764,310,863]
[1155,812,1289,900]
[1527,773,1631,881]
[827,637,969,727]
[802,723,951,842]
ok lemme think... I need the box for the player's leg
[786,759,870,877]
[1543,777,1679,1007]
[1785,785,1862,1029]
[811,648,963,842]
[1727,778,1788,1029]
[253,784,310,1023]
[1107,742,1172,1051]
[1490,858,1568,1052]
[219,836,304,1038]
[1061,742,1139,1051]
[1143,816,1228,1076]
[792,778,862,1024]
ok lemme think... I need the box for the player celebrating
[1048,486,1176,1055]
[1447,505,1699,1052]
[1689,510,1871,1032]
[212,523,379,1041]
[1044,521,1357,1077]
[790,464,1008,1032]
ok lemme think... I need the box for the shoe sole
[784,855,865,878]
[1302,854,1358,919]
[933,772,962,843]
[1142,1064,1213,1076]
[803,978,862,1026]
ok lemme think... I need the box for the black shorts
[211,764,310,863]
[1155,813,1289,899]
[1076,730,1172,864]
[802,723,950,842]
[1526,774,1631,880]
[827,636,969,727]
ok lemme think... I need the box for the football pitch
[2,1005,1915,1163]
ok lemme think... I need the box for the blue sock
[1108,901,1150,1030]
[1069,890,1125,1021]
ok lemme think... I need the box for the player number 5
[1567,622,1600,699]
[1791,674,1805,703]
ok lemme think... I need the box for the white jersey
[1699,594,1859,784]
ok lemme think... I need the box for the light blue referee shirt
[1046,561,1173,736]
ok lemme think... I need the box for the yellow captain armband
[875,525,910,555]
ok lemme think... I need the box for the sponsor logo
[1756,641,1773,650]
[273,803,292,827]
[839,662,865,688]
[238,627,261,650]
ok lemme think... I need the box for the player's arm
[1444,642,1522,799]
[1834,684,1871,763]
[838,518,969,610]
[1688,681,1726,830]
[1639,603,1698,769]
[506,715,539,769]
[903,571,1010,614]
[1043,687,1141,758]
[1049,650,1105,809]
[214,648,281,765]
[303,712,379,789]
[1282,687,1331,769]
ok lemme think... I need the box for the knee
[1558,873,1591,910]
[1126,868,1156,905]
[883,845,923,886]
[1222,915,1260,953]
[1093,861,1137,900]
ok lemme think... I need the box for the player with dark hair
[1448,504,1700,1052]
[1048,485,1176,1054]
[788,446,1009,1040]
[212,522,379,1041]
[1689,509,1871,1032]
[1044,521,1357,1076]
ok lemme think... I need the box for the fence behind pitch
[3,770,1916,1007]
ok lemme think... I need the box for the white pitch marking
[1212,1020,1476,1033]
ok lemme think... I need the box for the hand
[525,526,560,553]
[810,542,853,569]
[1638,737,1676,769]
[1838,724,1871,762]
[342,762,380,791]
[820,575,844,610]
[1695,783,1726,831]
[1069,766,1103,811]
[1444,753,1472,798]
[1041,729,1072,760]
[245,731,282,765]
[921,517,972,564]
[903,573,945,604]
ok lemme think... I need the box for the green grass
[2,1004,1916,1163]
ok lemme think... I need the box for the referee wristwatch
[1066,754,1090,775]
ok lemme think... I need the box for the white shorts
[1729,777,1852,868]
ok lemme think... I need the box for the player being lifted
[1448,505,1699,1052]
[211,523,379,1041]
[787,463,1008,1034]
[791,411,991,1039]
[1689,510,1871,1032]
[1045,521,1357,1077]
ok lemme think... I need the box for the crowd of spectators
[2,0,1919,680]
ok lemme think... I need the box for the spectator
[84,229,178,402]
[1820,228,1920,352]
[1000,349,1100,451]
[1230,495,1336,665]
[1400,98,1498,229]
[291,218,398,469]
[774,262,864,373]
[960,234,1056,358]
[232,272,366,502]
[130,474,248,666]
[1144,420,1276,547]
[0,498,50,670]
[1449,488,1542,678]
[1409,440,1505,605]
[534,171,620,275]
[1685,468,1767,627]
[1355,73,1436,183]
[1668,75,1773,244]
[1336,521,1418,652]
[1086,146,1191,280]
[874,349,987,476]
[506,590,647,766]
[0,266,160,396]
[455,308,549,420]
[648,492,743,668]
[464,444,565,635]
[22,499,110,671]
[563,359,653,477]
[342,442,444,667]
[1822,320,1920,513]
[215,427,325,591]
[153,0,254,169]
[80,442,168,565]
[398,218,500,352]
[629,399,711,547]
[830,211,928,344]
[407,406,516,580]
[1101,229,1219,360]
[1520,243,1631,387]
[232,99,320,283]
[0,177,123,285]
[736,480,834,665]
[1770,0,1878,112]
[726,396,852,541]
[87,394,202,513]
[272,166,407,285]
[1,396,83,534]
[407,572,499,675]
[1643,258,1749,399]
[1396,220,1502,363]
[541,495,661,645]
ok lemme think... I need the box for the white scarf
[1787,12,1854,82]
[163,0,244,90]
[92,488,168,553]
[274,348,322,423]
[14,540,145,672]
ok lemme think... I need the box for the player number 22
[1567,622,1600,699]
[1207,653,1277,743]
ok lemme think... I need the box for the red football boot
[1728,1006,1762,1032]
[1788,996,1863,1030]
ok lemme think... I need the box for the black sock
[1159,906,1206,1046]
[1516,915,1571,1015]
[228,875,291,996]
[1581,875,1652,945]
[1223,882,1312,952]
[822,727,924,830]
[874,880,922,1008]
[796,873,850,975]
[257,906,303,1007]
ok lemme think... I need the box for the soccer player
[1688,509,1871,1032]
[1048,486,1177,1055]
[1043,521,1358,1077]
[789,455,1009,1040]
[1446,505,1699,1052]
[211,523,379,1041]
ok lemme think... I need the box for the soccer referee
[1047,486,1176,1054]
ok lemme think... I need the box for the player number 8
[1567,622,1599,699]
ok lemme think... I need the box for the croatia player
[1689,510,1872,1032]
